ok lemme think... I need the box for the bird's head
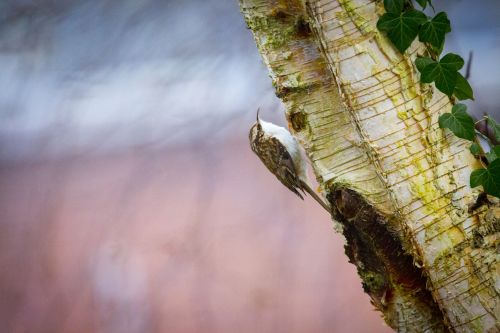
[249,108,263,152]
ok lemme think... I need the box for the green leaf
[454,73,474,100]
[415,0,433,9]
[415,0,427,8]
[384,0,404,14]
[430,38,445,55]
[416,54,469,97]
[418,12,451,49]
[377,10,427,53]
[470,158,500,198]
[440,53,464,71]
[469,143,481,155]
[438,103,475,141]
[470,168,487,188]
[487,117,500,142]
[486,146,500,163]
[415,56,433,73]
[419,53,464,96]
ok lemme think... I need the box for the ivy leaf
[418,12,451,50]
[470,158,500,198]
[429,38,445,56]
[487,117,500,142]
[419,53,464,96]
[415,0,427,8]
[415,0,433,10]
[415,56,433,73]
[454,73,474,100]
[377,10,427,53]
[469,143,481,156]
[384,0,404,14]
[440,53,465,71]
[417,56,472,99]
[486,146,500,163]
[470,169,486,188]
[438,103,475,141]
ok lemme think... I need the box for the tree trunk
[239,0,500,332]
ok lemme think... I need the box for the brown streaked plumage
[249,111,330,212]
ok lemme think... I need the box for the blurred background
[0,0,498,332]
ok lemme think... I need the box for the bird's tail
[300,180,331,213]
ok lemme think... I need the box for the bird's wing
[270,137,305,199]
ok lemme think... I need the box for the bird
[249,109,330,213]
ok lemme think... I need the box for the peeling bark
[239,0,500,332]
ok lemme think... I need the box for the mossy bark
[239,0,500,332]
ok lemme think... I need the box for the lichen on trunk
[240,0,500,332]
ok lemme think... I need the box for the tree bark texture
[239,0,500,332]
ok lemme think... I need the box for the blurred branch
[465,51,473,80]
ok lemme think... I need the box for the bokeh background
[0,1,499,332]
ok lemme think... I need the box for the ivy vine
[377,0,500,199]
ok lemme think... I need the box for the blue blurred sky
[0,0,498,161]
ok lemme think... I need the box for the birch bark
[239,0,500,332]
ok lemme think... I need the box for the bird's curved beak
[256,108,261,123]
